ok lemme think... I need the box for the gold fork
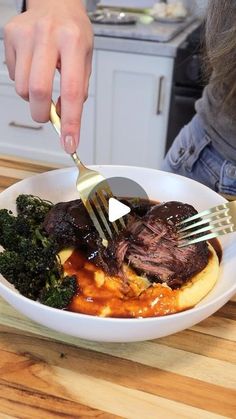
[177,201,236,247]
[49,102,125,241]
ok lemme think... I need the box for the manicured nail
[62,135,76,154]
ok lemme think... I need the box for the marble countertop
[0,1,199,57]
[94,19,199,57]
[92,14,195,43]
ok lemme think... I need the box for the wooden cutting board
[0,155,235,419]
[0,293,236,418]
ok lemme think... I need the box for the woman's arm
[4,0,93,153]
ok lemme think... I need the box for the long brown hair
[205,0,236,111]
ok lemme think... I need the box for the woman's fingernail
[62,135,76,154]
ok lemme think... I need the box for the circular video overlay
[88,176,149,223]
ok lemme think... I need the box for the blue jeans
[162,115,236,196]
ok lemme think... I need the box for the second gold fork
[177,201,236,247]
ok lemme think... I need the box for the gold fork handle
[49,101,87,172]
[71,152,80,165]
[50,102,61,136]
[70,152,89,176]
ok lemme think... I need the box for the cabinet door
[95,51,174,169]
[0,76,95,165]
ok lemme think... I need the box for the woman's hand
[4,0,93,153]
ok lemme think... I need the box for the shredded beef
[43,199,209,289]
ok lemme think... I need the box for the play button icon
[108,197,130,222]
[88,176,149,227]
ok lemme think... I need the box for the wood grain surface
[0,155,235,419]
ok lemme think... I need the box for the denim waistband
[188,115,236,195]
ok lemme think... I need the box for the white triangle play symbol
[108,197,130,222]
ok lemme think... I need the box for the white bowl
[0,166,235,342]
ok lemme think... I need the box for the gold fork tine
[84,199,108,241]
[178,225,234,247]
[90,193,113,238]
[101,185,126,229]
[177,202,231,227]
[178,214,232,238]
[178,211,230,233]
[177,201,236,247]
[95,189,120,234]
[178,218,234,240]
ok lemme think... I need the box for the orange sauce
[64,249,179,318]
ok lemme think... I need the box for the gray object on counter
[92,16,196,42]
[89,10,138,25]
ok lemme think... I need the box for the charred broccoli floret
[0,250,24,284]
[0,249,46,299]
[0,231,73,303]
[0,209,32,251]
[40,275,77,309]
[16,194,53,227]
[0,194,77,309]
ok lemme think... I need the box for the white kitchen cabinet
[95,50,174,169]
[0,78,95,165]
[0,42,96,165]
